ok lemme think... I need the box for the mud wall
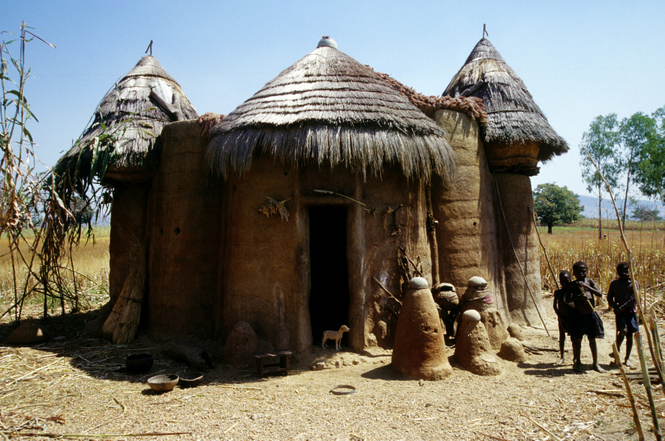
[109,182,151,305]
[218,156,431,353]
[147,120,222,338]
[431,110,507,316]
[493,172,543,325]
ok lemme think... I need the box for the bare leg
[624,333,634,368]
[555,320,566,365]
[590,338,606,373]
[616,331,625,353]
[572,338,582,372]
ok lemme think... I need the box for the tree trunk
[597,182,603,240]
[547,222,553,234]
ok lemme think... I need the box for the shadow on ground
[0,309,380,390]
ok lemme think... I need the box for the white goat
[322,325,350,350]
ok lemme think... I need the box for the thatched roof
[54,55,198,181]
[443,38,568,162]
[207,40,456,184]
[374,72,487,123]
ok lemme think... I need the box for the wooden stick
[8,359,63,385]
[635,332,662,440]
[474,431,511,441]
[528,206,559,290]
[522,343,558,352]
[650,310,663,364]
[216,385,263,391]
[372,277,402,305]
[613,343,644,441]
[18,432,192,438]
[524,415,561,441]
[224,422,239,434]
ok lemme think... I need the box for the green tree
[631,205,662,222]
[618,112,657,227]
[580,114,621,239]
[634,106,665,202]
[533,183,583,234]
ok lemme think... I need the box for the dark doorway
[308,206,350,346]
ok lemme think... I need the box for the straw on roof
[443,38,568,162]
[207,43,456,184]
[373,71,487,123]
[55,55,198,180]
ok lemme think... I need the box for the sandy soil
[0,307,662,441]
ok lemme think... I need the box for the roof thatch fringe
[207,45,456,184]
[443,38,568,162]
[54,55,198,181]
[374,72,487,123]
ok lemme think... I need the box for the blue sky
[3,1,664,197]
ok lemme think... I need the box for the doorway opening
[308,205,350,347]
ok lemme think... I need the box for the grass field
[1,222,664,321]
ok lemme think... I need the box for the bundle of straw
[102,241,147,344]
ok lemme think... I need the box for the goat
[322,325,350,350]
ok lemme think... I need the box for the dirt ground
[0,305,663,441]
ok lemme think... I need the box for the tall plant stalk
[1,23,113,322]
[583,147,663,434]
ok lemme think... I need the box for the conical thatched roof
[55,55,198,181]
[443,38,568,162]
[207,39,456,184]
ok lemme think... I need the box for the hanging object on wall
[257,197,291,221]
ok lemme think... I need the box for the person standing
[565,261,606,373]
[553,270,574,365]
[607,262,639,369]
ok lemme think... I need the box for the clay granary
[55,36,568,353]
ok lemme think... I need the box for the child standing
[553,270,574,365]
[565,261,606,373]
[607,262,639,369]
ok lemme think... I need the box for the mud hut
[441,37,568,325]
[55,55,198,307]
[55,37,567,352]
[204,37,456,352]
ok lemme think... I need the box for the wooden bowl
[147,374,179,392]
[125,353,153,374]
[179,372,203,388]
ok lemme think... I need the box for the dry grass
[0,315,660,440]
[537,225,665,316]
[0,228,110,321]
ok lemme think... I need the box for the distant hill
[577,195,665,220]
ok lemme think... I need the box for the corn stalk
[583,147,663,436]
[1,23,114,322]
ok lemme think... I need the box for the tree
[634,106,665,202]
[631,205,662,222]
[533,183,583,234]
[618,112,657,227]
[580,114,621,239]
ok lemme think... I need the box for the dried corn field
[537,225,665,315]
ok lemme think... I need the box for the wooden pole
[426,185,440,285]
[528,206,559,291]
[635,332,662,441]
[613,342,644,440]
